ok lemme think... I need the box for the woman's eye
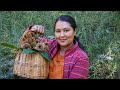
[55,30,60,33]
[64,29,69,32]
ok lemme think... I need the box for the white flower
[106,56,113,61]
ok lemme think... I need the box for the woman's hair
[54,15,85,51]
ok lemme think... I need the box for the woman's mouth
[60,39,66,42]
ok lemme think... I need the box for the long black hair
[54,15,85,51]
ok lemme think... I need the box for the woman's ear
[74,28,77,36]
[74,31,76,36]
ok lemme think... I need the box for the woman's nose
[60,32,65,37]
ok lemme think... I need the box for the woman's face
[55,20,76,48]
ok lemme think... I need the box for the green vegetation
[0,11,120,79]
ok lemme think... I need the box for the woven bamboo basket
[13,29,50,79]
[13,50,49,79]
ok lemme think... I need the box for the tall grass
[0,11,120,79]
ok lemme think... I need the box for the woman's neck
[59,42,74,56]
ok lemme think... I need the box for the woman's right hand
[30,25,45,35]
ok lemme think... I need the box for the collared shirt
[39,38,89,79]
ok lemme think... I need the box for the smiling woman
[20,15,89,79]
[55,20,76,54]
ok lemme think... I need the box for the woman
[22,15,89,79]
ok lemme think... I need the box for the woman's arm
[20,25,54,52]
[20,24,46,47]
[69,57,89,79]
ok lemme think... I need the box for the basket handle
[28,24,49,42]
[19,24,48,46]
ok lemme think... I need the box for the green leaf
[39,51,52,62]
[23,48,36,54]
[1,42,22,50]
[1,43,52,62]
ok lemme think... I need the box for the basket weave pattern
[13,51,49,79]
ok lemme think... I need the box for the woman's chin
[59,43,68,47]
[58,41,69,47]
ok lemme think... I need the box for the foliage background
[0,11,120,79]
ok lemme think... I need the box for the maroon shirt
[39,38,89,79]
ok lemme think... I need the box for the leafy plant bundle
[1,42,52,62]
